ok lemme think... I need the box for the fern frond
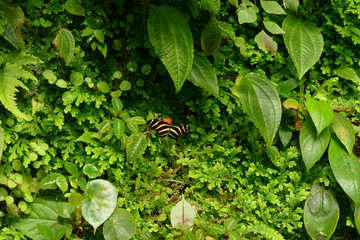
[247,224,285,240]
[0,52,43,121]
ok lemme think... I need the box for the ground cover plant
[0,0,360,239]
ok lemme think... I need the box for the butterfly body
[147,119,190,140]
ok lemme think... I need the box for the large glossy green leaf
[331,113,355,155]
[201,14,221,56]
[52,28,75,65]
[103,208,136,240]
[283,15,324,79]
[170,196,196,228]
[329,136,360,206]
[187,52,219,97]
[230,73,282,147]
[82,180,117,231]
[305,98,334,136]
[148,5,194,93]
[14,198,69,240]
[126,133,147,162]
[299,119,330,170]
[304,182,339,240]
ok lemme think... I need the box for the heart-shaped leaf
[103,208,136,240]
[82,180,117,231]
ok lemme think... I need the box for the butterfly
[147,119,190,140]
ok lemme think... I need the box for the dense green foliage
[0,0,360,239]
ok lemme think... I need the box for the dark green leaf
[64,162,78,175]
[187,52,219,97]
[84,17,104,29]
[299,119,330,170]
[201,14,221,56]
[283,15,324,79]
[64,0,85,16]
[148,5,194,92]
[304,182,339,240]
[305,98,334,136]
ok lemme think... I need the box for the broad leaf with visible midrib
[201,14,221,56]
[329,136,360,206]
[187,52,219,97]
[14,198,69,240]
[299,119,330,170]
[304,182,339,240]
[231,73,282,147]
[305,97,334,136]
[126,133,147,162]
[82,180,117,231]
[170,196,196,228]
[283,15,324,80]
[148,5,194,93]
[52,28,75,65]
[331,113,355,155]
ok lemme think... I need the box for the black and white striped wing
[168,124,190,140]
[147,119,171,138]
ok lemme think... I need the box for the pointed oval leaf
[126,116,146,125]
[187,52,219,97]
[285,0,299,11]
[14,198,68,240]
[304,182,339,240]
[329,136,360,206]
[331,113,355,155]
[98,120,112,134]
[237,7,257,24]
[148,5,194,93]
[334,66,360,84]
[261,0,286,14]
[283,15,324,79]
[231,73,282,147]
[263,21,284,34]
[201,14,221,56]
[82,180,117,231]
[170,196,196,228]
[278,126,292,147]
[39,173,63,190]
[52,28,75,65]
[113,118,125,139]
[255,30,278,54]
[224,218,238,231]
[305,98,334,135]
[228,231,242,240]
[103,208,136,240]
[111,98,123,112]
[299,119,330,170]
[208,224,225,234]
[126,133,147,162]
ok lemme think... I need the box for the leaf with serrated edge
[148,5,193,93]
[283,15,323,79]
[231,73,282,147]
[187,52,219,97]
